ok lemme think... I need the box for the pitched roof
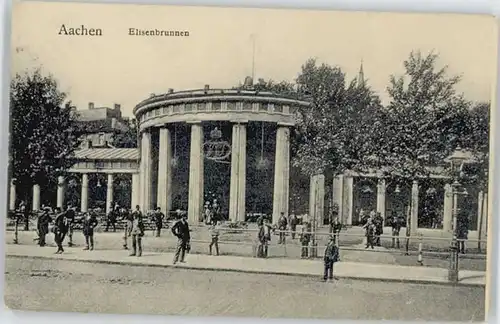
[74,148,139,160]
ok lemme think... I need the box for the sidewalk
[5,244,485,287]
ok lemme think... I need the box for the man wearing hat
[277,212,288,244]
[152,206,165,237]
[323,235,340,281]
[171,212,191,264]
[37,207,52,247]
[65,205,76,247]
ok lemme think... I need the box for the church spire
[358,59,365,88]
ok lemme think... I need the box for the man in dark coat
[53,207,69,254]
[374,212,384,246]
[37,208,52,247]
[171,213,191,264]
[105,205,118,232]
[81,212,98,250]
[277,212,288,244]
[363,219,376,249]
[323,235,340,281]
[389,211,402,248]
[65,205,76,247]
[300,222,312,258]
[152,206,165,237]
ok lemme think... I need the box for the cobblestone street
[5,258,485,321]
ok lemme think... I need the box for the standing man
[363,218,376,249]
[300,222,312,258]
[65,205,76,247]
[209,221,221,256]
[81,212,98,250]
[211,199,220,224]
[152,206,165,237]
[330,216,342,245]
[323,235,340,281]
[171,212,191,264]
[389,211,402,248]
[277,212,288,244]
[125,206,140,250]
[53,207,69,254]
[105,205,118,232]
[129,209,145,257]
[374,212,384,247]
[37,207,52,247]
[258,218,272,258]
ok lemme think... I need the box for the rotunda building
[133,82,310,224]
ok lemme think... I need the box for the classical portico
[29,148,140,213]
[133,85,309,223]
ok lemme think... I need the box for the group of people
[361,211,385,249]
[35,205,98,253]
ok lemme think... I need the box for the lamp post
[446,147,469,283]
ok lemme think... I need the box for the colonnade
[9,172,140,214]
[139,121,292,224]
[317,174,488,236]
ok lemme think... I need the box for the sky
[11,1,497,117]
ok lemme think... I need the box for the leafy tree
[380,51,469,179]
[377,50,470,241]
[460,102,490,190]
[291,58,383,178]
[10,68,81,228]
[113,118,138,148]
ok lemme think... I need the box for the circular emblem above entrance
[203,127,231,163]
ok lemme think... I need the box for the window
[185,103,193,112]
[98,133,105,145]
[260,103,269,111]
[227,102,236,111]
[274,105,283,113]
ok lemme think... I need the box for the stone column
[56,176,65,209]
[481,192,488,237]
[9,180,16,211]
[410,180,419,235]
[106,174,114,215]
[477,191,484,233]
[131,173,140,210]
[309,174,325,226]
[81,173,88,212]
[332,175,344,222]
[188,122,204,223]
[229,122,247,222]
[376,179,386,219]
[344,176,354,225]
[32,184,41,211]
[443,183,453,232]
[157,127,173,214]
[272,125,291,224]
[140,131,152,212]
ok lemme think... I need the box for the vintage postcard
[4,0,496,322]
